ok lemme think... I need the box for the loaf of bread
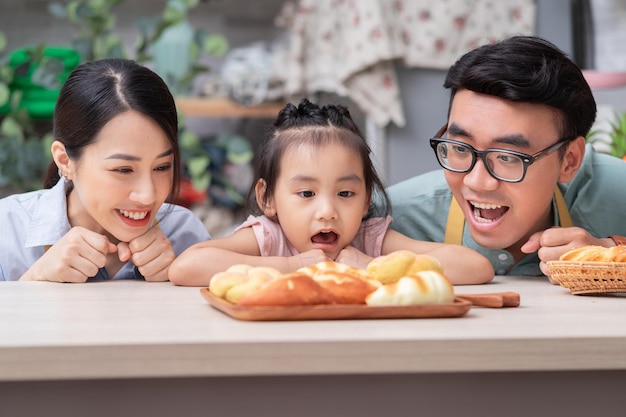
[365,270,454,306]
[366,250,443,284]
[298,261,380,304]
[208,250,455,307]
[237,273,338,306]
[560,245,626,262]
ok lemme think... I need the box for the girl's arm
[168,228,329,286]
[380,229,494,285]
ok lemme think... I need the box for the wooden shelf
[175,97,285,118]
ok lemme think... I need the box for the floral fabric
[276,0,536,127]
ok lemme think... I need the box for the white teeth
[119,210,148,220]
[470,201,502,210]
[473,207,494,223]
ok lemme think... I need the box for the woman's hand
[20,227,117,282]
[117,225,174,282]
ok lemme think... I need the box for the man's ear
[51,140,74,180]
[559,136,585,183]
[255,179,276,218]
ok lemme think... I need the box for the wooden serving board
[200,288,472,321]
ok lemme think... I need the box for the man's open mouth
[470,201,509,223]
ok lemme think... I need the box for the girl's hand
[20,227,117,283]
[117,225,174,282]
[287,249,331,271]
[335,246,372,269]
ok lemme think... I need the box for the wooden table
[1,276,625,417]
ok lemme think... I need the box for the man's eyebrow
[105,148,173,161]
[447,123,531,148]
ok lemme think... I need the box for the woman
[0,58,210,282]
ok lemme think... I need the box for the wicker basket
[547,261,626,295]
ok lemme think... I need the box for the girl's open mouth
[311,231,338,245]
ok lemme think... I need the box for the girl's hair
[444,36,597,144]
[44,58,181,202]
[248,98,390,219]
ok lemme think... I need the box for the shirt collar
[25,177,72,248]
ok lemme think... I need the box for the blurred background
[1,0,625,236]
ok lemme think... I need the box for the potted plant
[587,110,626,161]
[0,31,57,194]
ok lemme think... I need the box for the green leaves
[587,111,626,159]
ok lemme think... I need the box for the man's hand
[521,226,615,281]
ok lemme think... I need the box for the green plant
[587,110,626,161]
[49,0,228,95]
[0,32,55,192]
[48,0,126,62]
[179,125,253,208]
[135,0,228,95]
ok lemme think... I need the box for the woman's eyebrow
[105,149,173,161]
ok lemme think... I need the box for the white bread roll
[365,270,454,306]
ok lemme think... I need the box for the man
[387,36,626,279]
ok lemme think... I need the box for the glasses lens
[485,151,524,181]
[437,142,473,172]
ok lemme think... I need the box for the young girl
[169,99,494,285]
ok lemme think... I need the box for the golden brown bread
[236,273,338,306]
[560,245,626,262]
[367,250,443,284]
[209,265,282,303]
[297,261,379,304]
[209,252,455,307]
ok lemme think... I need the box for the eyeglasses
[429,136,569,183]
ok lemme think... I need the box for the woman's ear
[51,140,74,180]
[559,136,585,183]
[255,179,276,218]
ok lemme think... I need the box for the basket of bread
[200,250,518,321]
[547,245,626,295]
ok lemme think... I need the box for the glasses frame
[429,136,570,183]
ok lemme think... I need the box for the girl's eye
[155,164,172,172]
[298,190,315,198]
[338,190,354,197]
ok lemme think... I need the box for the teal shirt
[387,145,626,276]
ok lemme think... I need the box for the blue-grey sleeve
[156,204,211,256]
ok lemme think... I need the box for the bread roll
[365,270,454,306]
[237,273,338,306]
[367,250,443,284]
[559,245,626,262]
[209,265,282,303]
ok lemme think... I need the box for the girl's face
[62,110,174,244]
[261,141,370,260]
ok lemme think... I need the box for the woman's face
[65,110,174,243]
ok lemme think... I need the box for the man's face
[443,89,571,260]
